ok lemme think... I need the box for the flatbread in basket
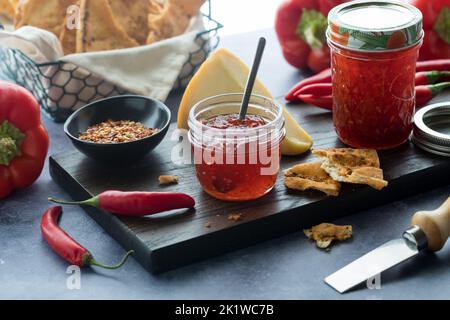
[0,0,214,121]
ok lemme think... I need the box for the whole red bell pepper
[275,0,348,73]
[0,81,49,199]
[410,0,450,60]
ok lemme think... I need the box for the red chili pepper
[297,94,333,110]
[294,82,450,110]
[415,71,450,85]
[416,82,450,107]
[285,68,332,101]
[49,191,196,216]
[295,82,332,96]
[41,206,134,269]
[416,59,450,72]
[287,60,450,102]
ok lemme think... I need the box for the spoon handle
[239,37,267,120]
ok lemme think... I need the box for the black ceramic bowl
[64,95,171,164]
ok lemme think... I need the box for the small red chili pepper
[415,71,450,85]
[416,82,450,108]
[294,82,450,110]
[287,60,450,102]
[41,206,134,269]
[295,71,450,94]
[296,82,332,96]
[416,59,450,72]
[285,68,332,101]
[297,94,333,110]
[49,191,196,216]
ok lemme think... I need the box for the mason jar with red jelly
[327,1,423,149]
[188,94,285,201]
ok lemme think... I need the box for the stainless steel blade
[325,238,419,293]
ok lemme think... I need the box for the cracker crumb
[304,223,352,249]
[204,222,212,228]
[159,175,179,185]
[228,213,242,222]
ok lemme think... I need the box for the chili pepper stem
[426,71,450,84]
[48,196,99,208]
[430,82,450,96]
[86,250,135,270]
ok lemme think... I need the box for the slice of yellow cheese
[177,48,313,156]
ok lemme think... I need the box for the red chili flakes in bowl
[79,119,159,143]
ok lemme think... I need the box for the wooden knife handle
[411,196,450,252]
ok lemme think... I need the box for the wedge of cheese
[177,48,313,155]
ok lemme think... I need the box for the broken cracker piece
[15,0,77,36]
[146,0,205,45]
[108,0,151,45]
[312,148,388,190]
[159,175,179,185]
[304,223,352,249]
[228,213,242,222]
[284,162,341,196]
[77,0,139,53]
[0,0,14,20]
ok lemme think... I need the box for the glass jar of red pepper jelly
[188,94,285,201]
[327,1,423,149]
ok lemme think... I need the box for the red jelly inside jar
[188,94,285,201]
[327,1,423,149]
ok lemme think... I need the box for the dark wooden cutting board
[49,99,450,273]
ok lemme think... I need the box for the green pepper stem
[425,71,450,84]
[89,250,135,270]
[430,82,450,97]
[0,121,25,166]
[297,9,328,49]
[48,196,100,208]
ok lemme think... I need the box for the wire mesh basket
[0,1,222,122]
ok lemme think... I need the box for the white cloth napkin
[0,15,205,102]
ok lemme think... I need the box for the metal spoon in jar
[239,37,267,121]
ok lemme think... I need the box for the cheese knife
[325,196,450,293]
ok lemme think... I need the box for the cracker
[59,17,76,55]
[108,0,150,45]
[76,0,139,53]
[146,0,205,45]
[313,148,388,190]
[304,223,352,249]
[0,0,14,20]
[284,162,341,196]
[14,0,76,36]
[228,213,242,222]
[159,175,179,185]
[8,0,18,9]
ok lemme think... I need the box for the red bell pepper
[275,0,348,73]
[410,0,450,60]
[0,81,49,199]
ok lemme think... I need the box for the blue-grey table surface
[1,29,449,300]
